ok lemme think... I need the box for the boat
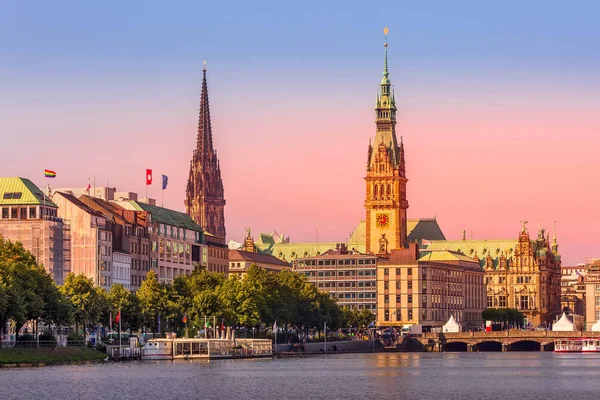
[554,339,583,353]
[581,338,600,353]
[141,335,272,360]
[141,338,174,360]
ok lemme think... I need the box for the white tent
[442,315,461,333]
[591,320,600,332]
[552,312,575,332]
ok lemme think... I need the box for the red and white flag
[115,310,121,324]
[146,169,153,185]
[86,179,91,194]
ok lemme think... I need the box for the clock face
[376,213,389,227]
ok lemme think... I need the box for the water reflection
[2,353,600,399]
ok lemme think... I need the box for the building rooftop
[128,201,203,232]
[0,177,56,207]
[418,250,479,264]
[54,191,105,218]
[229,249,291,267]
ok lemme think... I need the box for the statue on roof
[520,220,528,232]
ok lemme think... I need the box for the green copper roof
[0,177,56,207]
[129,201,203,232]
[419,250,478,263]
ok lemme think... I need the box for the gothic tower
[365,31,408,255]
[185,63,226,239]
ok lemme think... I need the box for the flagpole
[324,321,327,352]
[204,316,207,339]
[118,309,122,359]
[93,176,96,198]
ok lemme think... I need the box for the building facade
[79,195,150,291]
[120,201,207,284]
[0,177,69,284]
[53,192,113,290]
[585,259,600,329]
[561,264,586,317]
[365,38,408,255]
[425,223,562,326]
[185,64,226,240]
[376,244,485,330]
[294,246,378,311]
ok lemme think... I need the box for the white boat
[554,339,583,353]
[581,338,600,353]
[141,338,173,360]
[141,336,272,360]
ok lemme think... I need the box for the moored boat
[141,338,174,360]
[141,336,272,360]
[554,339,583,353]
[581,338,600,353]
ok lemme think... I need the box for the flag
[576,270,584,277]
[44,169,56,178]
[162,174,168,190]
[86,181,91,194]
[221,318,225,331]
[205,320,211,328]
[146,169,153,185]
[182,315,187,324]
[115,310,121,324]
[273,321,277,332]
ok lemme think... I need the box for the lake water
[2,352,600,399]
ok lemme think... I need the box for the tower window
[374,185,378,197]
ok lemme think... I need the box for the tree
[60,274,104,336]
[136,270,168,333]
[107,283,140,331]
[0,236,71,338]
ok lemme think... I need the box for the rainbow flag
[44,169,56,178]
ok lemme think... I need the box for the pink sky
[2,73,597,265]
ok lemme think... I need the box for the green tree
[107,283,140,331]
[137,270,168,333]
[60,274,104,337]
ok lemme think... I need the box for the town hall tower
[365,31,408,255]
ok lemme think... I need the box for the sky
[1,1,598,265]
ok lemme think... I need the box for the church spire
[196,61,214,157]
[186,61,227,239]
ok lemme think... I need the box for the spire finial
[383,27,389,77]
[203,60,206,71]
[553,221,557,242]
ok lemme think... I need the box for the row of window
[314,270,376,278]
[316,281,376,289]
[130,241,148,256]
[487,295,532,309]
[486,276,532,284]
[334,292,376,299]
[298,259,377,267]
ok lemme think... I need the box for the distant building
[0,177,69,284]
[424,222,562,326]
[117,200,209,283]
[585,259,600,329]
[228,249,291,278]
[561,264,586,317]
[294,244,378,311]
[53,192,113,290]
[376,244,485,330]
[185,64,226,240]
[251,218,445,263]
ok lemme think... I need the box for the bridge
[419,330,600,352]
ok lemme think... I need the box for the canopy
[442,315,461,333]
[552,312,575,332]
[591,319,600,332]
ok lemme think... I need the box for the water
[2,353,600,399]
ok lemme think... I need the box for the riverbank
[0,347,107,367]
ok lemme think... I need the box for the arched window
[380,184,385,197]
[374,185,378,197]
[387,184,391,196]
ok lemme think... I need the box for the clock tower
[365,29,408,255]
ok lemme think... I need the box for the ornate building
[185,63,226,240]
[424,222,562,326]
[242,228,256,253]
[365,35,408,255]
